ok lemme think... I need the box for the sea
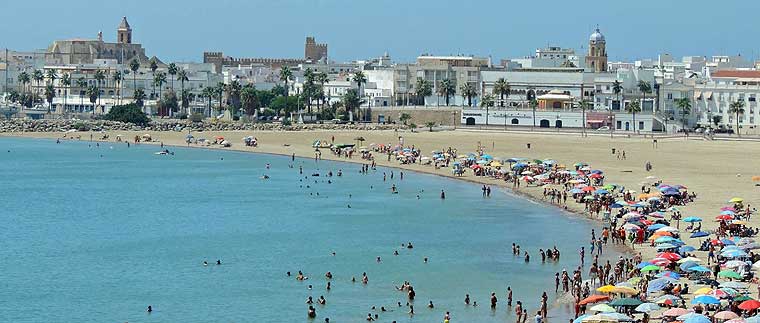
[0,137,621,323]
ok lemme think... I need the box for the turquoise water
[1,138,614,323]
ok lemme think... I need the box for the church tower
[117,16,132,44]
[585,27,607,73]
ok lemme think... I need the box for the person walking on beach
[579,247,585,266]
[515,301,523,323]
[555,273,560,293]
[491,292,498,309]
[507,287,513,306]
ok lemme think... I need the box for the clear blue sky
[1,0,755,63]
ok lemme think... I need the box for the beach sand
[5,128,759,319]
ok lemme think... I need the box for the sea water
[0,138,618,323]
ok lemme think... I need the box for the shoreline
[1,132,635,321]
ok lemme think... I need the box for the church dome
[589,28,605,42]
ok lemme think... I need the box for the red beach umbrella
[657,252,682,261]
[578,295,610,305]
[739,300,760,310]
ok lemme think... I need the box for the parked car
[596,126,610,131]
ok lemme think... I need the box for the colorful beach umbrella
[729,197,744,203]
[690,231,709,238]
[739,300,760,310]
[715,311,740,320]
[590,304,616,313]
[718,270,742,279]
[683,217,702,222]
[691,295,720,305]
[662,307,691,316]
[579,295,611,305]
[685,315,712,323]
[640,265,661,272]
[634,303,660,313]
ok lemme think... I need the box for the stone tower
[585,27,607,73]
[304,36,328,62]
[117,16,132,44]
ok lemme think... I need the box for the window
[616,120,622,129]
[639,121,644,130]
[667,93,673,100]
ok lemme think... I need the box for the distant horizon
[1,0,757,64]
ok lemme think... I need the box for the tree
[625,101,642,133]
[112,71,122,105]
[341,89,363,121]
[414,78,432,106]
[153,71,167,109]
[215,82,225,115]
[579,99,590,137]
[303,68,316,115]
[32,70,44,95]
[712,115,722,128]
[105,103,150,125]
[240,84,259,116]
[17,71,30,94]
[149,58,158,98]
[460,82,477,107]
[399,112,411,125]
[167,63,178,90]
[46,69,57,85]
[61,73,71,115]
[226,80,242,116]
[728,100,745,137]
[44,84,56,113]
[493,78,510,107]
[86,85,99,114]
[158,90,179,116]
[316,72,329,113]
[529,99,538,130]
[177,69,189,114]
[129,59,140,90]
[438,78,455,106]
[133,89,146,109]
[352,71,367,121]
[637,80,652,113]
[481,94,495,125]
[612,80,623,138]
[76,77,87,109]
[425,121,436,132]
[279,66,292,100]
[180,89,193,115]
[94,70,106,107]
[675,97,692,132]
[201,86,215,116]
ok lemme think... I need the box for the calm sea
[0,138,619,323]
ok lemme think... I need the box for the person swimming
[318,296,326,305]
[203,261,208,266]
[440,190,446,199]
[147,305,152,313]
[428,301,434,308]
[306,296,314,304]
[261,175,270,179]
[216,260,221,265]
[308,306,316,318]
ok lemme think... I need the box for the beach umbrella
[656,271,681,279]
[656,244,678,251]
[595,189,609,195]
[610,298,642,307]
[724,260,747,268]
[647,278,671,292]
[582,314,621,323]
[656,226,679,233]
[679,261,699,271]
[721,210,736,215]
[691,231,709,238]
[718,270,742,279]
[647,224,666,231]
[721,282,748,289]
[635,262,653,269]
[634,303,660,313]
[735,296,755,302]
[688,265,711,273]
[685,315,712,323]
[717,214,735,221]
[729,197,744,203]
[683,216,702,222]
[663,308,691,317]
[692,295,720,305]
[722,249,748,258]
[579,295,611,305]
[641,265,661,272]
[597,285,616,293]
[657,252,682,261]
[612,286,638,295]
[679,246,697,253]
[677,257,702,264]
[721,239,737,245]
[656,295,683,306]
[678,313,707,321]
[725,319,746,323]
[649,211,666,218]
[622,223,641,231]
[710,289,730,299]
[654,236,676,243]
[715,311,740,320]
[590,304,616,313]
[739,300,760,310]
[694,287,714,295]
[574,314,593,323]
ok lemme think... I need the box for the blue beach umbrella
[656,243,678,251]
[573,314,592,323]
[722,249,748,258]
[657,271,681,279]
[481,154,493,160]
[688,265,711,273]
[636,261,653,269]
[570,188,584,194]
[595,189,609,195]
[647,278,671,292]
[611,203,625,208]
[648,224,666,231]
[691,295,720,305]
[685,315,712,323]
[655,236,676,243]
[721,239,736,246]
[679,261,698,271]
[683,217,702,223]
[690,231,709,238]
[679,246,696,253]
[721,210,735,215]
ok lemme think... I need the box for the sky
[1,0,756,64]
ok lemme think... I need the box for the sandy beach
[5,128,760,321]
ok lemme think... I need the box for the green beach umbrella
[590,303,616,313]
[735,296,755,302]
[641,265,661,272]
[718,270,742,279]
[610,298,643,307]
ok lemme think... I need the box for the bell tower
[585,26,607,73]
[117,16,132,44]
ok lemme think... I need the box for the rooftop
[711,70,760,78]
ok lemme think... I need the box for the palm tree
[529,99,538,130]
[438,78,455,106]
[215,82,225,115]
[460,82,477,107]
[61,73,70,114]
[612,80,623,138]
[625,101,642,133]
[133,88,146,109]
[493,78,510,107]
[316,72,329,114]
[341,88,363,120]
[414,78,432,106]
[201,86,214,116]
[352,71,367,121]
[240,84,258,117]
[579,99,590,137]
[129,59,140,90]
[167,63,178,91]
[86,85,98,115]
[675,97,692,133]
[94,70,106,109]
[32,70,44,95]
[226,80,242,116]
[177,69,189,114]
[481,94,495,125]
[17,71,30,94]
[637,80,652,112]
[149,58,158,99]
[112,71,122,105]
[44,84,56,113]
[153,72,167,101]
[76,77,87,110]
[728,100,745,137]
[425,121,436,132]
[46,69,57,85]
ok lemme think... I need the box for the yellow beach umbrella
[491,161,503,167]
[694,287,713,295]
[597,285,616,293]
[612,286,638,295]
[729,197,744,203]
